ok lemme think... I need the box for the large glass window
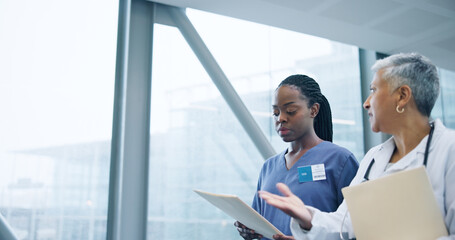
[147,9,362,239]
[0,0,118,239]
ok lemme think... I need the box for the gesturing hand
[259,183,313,231]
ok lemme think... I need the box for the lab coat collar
[372,119,444,175]
[372,137,395,175]
[430,119,445,151]
[413,119,443,154]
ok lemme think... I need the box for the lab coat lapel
[385,131,431,173]
[369,138,395,179]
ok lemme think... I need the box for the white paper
[193,189,283,239]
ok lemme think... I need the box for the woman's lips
[278,127,290,135]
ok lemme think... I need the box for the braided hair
[278,74,333,142]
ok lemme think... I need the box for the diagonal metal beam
[0,214,17,240]
[163,5,276,160]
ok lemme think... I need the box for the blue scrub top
[252,141,359,239]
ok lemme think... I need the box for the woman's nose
[363,96,371,110]
[276,113,286,123]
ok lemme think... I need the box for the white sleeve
[438,140,455,240]
[290,203,355,240]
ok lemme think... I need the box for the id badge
[298,163,327,183]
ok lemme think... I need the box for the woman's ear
[310,103,320,118]
[397,85,412,106]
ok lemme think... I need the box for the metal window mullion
[359,49,388,153]
[107,0,154,240]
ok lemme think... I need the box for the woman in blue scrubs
[236,74,359,239]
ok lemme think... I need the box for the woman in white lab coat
[259,52,455,240]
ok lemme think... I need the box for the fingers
[258,190,286,202]
[259,191,289,210]
[258,183,294,201]
[234,221,243,228]
[257,190,276,200]
[273,234,295,240]
[238,229,262,239]
[240,232,252,240]
[258,192,278,205]
[235,221,262,239]
[276,182,293,197]
[237,226,255,234]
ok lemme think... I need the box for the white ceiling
[150,0,455,71]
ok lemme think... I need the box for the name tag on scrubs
[298,164,326,183]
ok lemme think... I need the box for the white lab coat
[290,119,455,240]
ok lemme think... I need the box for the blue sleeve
[336,153,359,205]
[251,168,263,212]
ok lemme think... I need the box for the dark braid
[278,74,333,142]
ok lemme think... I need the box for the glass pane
[439,69,455,128]
[148,9,363,239]
[0,0,118,239]
[432,72,444,122]
[434,68,455,128]
[148,24,263,239]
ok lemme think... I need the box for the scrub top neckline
[283,141,329,171]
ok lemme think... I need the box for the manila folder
[193,189,283,239]
[342,166,448,240]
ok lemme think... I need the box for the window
[432,68,455,128]
[0,0,118,239]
